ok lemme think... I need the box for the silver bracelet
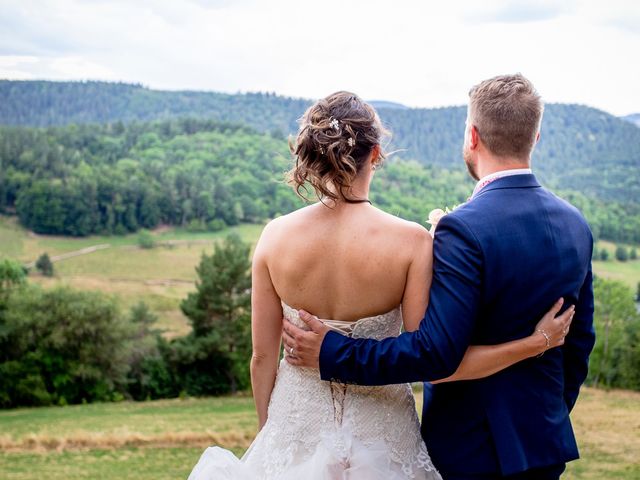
[536,328,551,357]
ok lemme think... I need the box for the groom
[282,73,595,479]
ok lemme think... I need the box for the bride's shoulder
[374,208,430,234]
[372,209,432,247]
[256,205,317,245]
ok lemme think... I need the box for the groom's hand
[282,310,330,368]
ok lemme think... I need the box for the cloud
[0,0,638,115]
[463,0,575,24]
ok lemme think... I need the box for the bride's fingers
[552,307,575,346]
[547,298,565,318]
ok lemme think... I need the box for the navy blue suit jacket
[319,174,595,476]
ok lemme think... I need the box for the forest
[0,117,638,242]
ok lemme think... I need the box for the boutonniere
[427,205,460,235]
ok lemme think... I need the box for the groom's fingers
[282,327,294,352]
[298,310,328,335]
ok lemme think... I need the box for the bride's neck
[323,175,372,208]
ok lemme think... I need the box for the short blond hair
[469,73,543,160]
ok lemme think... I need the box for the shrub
[137,230,156,249]
[35,253,54,276]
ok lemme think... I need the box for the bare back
[258,202,433,324]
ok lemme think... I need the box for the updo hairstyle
[288,91,388,202]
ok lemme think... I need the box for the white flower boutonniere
[427,205,459,235]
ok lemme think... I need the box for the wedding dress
[187,302,441,480]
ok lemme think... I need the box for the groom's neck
[476,155,530,180]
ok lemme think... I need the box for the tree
[600,249,609,261]
[588,278,640,388]
[0,258,26,306]
[636,282,640,302]
[178,234,252,394]
[615,246,629,262]
[137,229,156,249]
[630,248,638,260]
[0,286,134,407]
[35,253,54,276]
[125,302,176,401]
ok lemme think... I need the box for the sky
[1,0,639,116]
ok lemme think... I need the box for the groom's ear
[470,125,480,150]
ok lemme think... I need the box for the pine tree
[178,234,252,393]
[35,253,54,277]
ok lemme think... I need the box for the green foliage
[125,302,177,401]
[0,286,135,407]
[600,249,610,261]
[616,246,629,262]
[35,252,54,276]
[176,234,252,395]
[1,119,301,236]
[0,80,639,243]
[630,248,637,260]
[0,258,26,301]
[137,230,156,249]
[587,278,640,389]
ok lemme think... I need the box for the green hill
[0,80,638,242]
[1,80,638,204]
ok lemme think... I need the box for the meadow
[593,241,640,291]
[0,387,638,479]
[1,215,638,340]
[0,215,264,337]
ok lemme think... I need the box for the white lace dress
[187,302,441,480]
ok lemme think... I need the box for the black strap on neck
[343,198,372,205]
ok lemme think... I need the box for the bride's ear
[370,144,381,169]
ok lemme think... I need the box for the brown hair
[288,91,388,202]
[468,73,543,160]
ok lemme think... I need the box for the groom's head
[463,73,543,180]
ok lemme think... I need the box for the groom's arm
[562,262,595,412]
[319,213,483,385]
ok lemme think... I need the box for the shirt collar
[471,168,533,199]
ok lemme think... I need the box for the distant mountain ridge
[623,113,640,127]
[0,80,639,205]
[368,100,409,110]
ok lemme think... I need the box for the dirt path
[24,244,111,269]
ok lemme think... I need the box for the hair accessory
[347,137,355,147]
[329,118,340,131]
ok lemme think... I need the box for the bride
[187,92,572,479]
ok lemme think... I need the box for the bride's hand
[533,298,575,355]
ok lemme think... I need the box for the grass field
[593,241,640,291]
[0,387,638,479]
[1,216,638,338]
[0,215,265,337]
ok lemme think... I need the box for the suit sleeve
[562,260,595,412]
[319,213,484,385]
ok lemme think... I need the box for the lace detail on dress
[187,302,441,480]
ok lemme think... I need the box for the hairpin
[329,118,340,131]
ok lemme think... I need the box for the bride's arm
[251,224,284,430]
[400,225,433,332]
[401,225,574,384]
[432,300,574,383]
